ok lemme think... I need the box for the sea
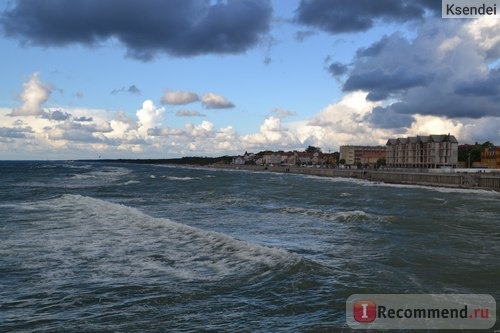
[1,161,499,332]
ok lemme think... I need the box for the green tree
[376,158,386,169]
[482,141,495,149]
[332,151,340,164]
[458,143,482,167]
[305,145,322,154]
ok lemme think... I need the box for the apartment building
[481,146,500,169]
[386,134,458,168]
[339,145,386,166]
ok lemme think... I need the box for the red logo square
[354,300,377,323]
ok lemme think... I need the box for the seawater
[1,161,499,332]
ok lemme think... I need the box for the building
[386,134,458,168]
[232,152,255,165]
[339,145,386,166]
[360,152,385,167]
[262,153,282,165]
[481,146,500,169]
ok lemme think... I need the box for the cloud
[454,67,500,96]
[366,106,415,129]
[10,72,51,116]
[0,126,32,139]
[242,116,300,150]
[161,90,200,105]
[343,67,429,101]
[466,17,500,60]
[41,110,72,121]
[327,62,349,77]
[111,85,142,95]
[175,110,205,117]
[337,18,500,120]
[270,107,296,119]
[74,116,93,122]
[47,121,105,144]
[201,92,235,109]
[295,0,439,34]
[136,100,165,137]
[1,0,272,60]
[295,30,315,42]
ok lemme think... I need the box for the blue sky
[0,0,498,159]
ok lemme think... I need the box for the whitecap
[22,194,302,282]
[278,206,376,222]
[166,176,200,181]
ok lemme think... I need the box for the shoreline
[71,159,500,192]
[201,164,500,192]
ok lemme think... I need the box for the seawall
[209,164,500,192]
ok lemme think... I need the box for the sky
[0,0,499,159]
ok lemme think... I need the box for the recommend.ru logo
[346,294,496,330]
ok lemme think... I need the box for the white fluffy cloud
[136,100,165,137]
[201,92,235,109]
[10,72,52,116]
[161,90,200,105]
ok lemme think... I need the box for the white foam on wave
[72,166,131,180]
[279,206,377,222]
[166,176,200,181]
[120,180,140,186]
[28,194,301,282]
[15,165,131,188]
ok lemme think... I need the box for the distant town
[95,133,499,171]
[226,134,499,170]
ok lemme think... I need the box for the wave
[166,176,201,181]
[23,194,302,282]
[120,180,140,185]
[71,166,131,181]
[277,206,380,223]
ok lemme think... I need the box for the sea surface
[1,161,499,332]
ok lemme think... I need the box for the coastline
[202,164,500,192]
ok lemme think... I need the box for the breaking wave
[277,206,381,222]
[18,194,302,282]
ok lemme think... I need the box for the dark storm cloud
[385,96,498,119]
[327,62,348,77]
[338,26,499,119]
[1,0,272,60]
[295,0,438,34]
[454,68,500,97]
[343,68,429,101]
[366,106,414,129]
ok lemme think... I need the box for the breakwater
[210,164,500,191]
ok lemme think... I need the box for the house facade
[340,145,386,166]
[386,134,458,168]
[481,146,500,169]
